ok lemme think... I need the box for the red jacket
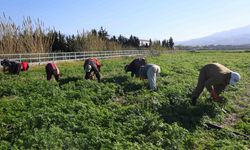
[21,62,29,71]
[50,63,60,75]
[88,58,101,70]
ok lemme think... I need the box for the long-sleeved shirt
[21,62,29,71]
[138,64,155,79]
[138,64,161,90]
[125,58,146,77]
[192,63,231,99]
[5,60,21,75]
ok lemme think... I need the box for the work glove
[210,89,220,102]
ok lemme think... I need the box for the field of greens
[0,51,249,149]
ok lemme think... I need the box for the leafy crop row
[0,51,249,149]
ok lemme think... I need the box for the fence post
[39,54,41,63]
[75,52,77,60]
[19,54,21,62]
[30,54,32,63]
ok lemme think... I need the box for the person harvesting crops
[125,57,147,77]
[1,59,21,74]
[20,62,29,71]
[1,59,11,73]
[138,64,161,90]
[84,58,101,82]
[45,63,60,81]
[191,63,241,106]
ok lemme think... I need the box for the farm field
[0,51,249,149]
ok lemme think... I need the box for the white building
[139,39,150,46]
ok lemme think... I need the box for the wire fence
[0,50,151,64]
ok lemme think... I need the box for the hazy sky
[1,0,250,41]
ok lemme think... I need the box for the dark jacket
[125,58,147,77]
[192,63,231,99]
[1,59,21,74]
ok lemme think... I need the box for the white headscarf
[85,65,92,73]
[229,71,241,85]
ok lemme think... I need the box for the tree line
[0,14,175,54]
[51,27,175,52]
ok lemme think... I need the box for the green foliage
[0,52,249,149]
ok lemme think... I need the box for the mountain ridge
[177,25,250,46]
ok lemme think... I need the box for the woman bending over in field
[124,57,147,77]
[45,63,60,81]
[1,59,21,75]
[191,63,240,106]
[84,58,101,82]
[20,62,29,71]
[138,64,161,91]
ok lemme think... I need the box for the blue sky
[1,0,250,41]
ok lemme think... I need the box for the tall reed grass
[0,13,54,54]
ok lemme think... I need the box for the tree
[133,36,140,48]
[110,36,118,42]
[66,34,80,52]
[91,29,97,36]
[52,31,68,52]
[128,35,140,48]
[151,40,162,50]
[166,40,169,48]
[162,39,167,47]
[98,27,108,40]
[118,35,128,47]
[169,37,174,49]
[149,39,152,47]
